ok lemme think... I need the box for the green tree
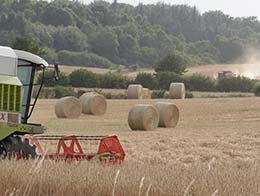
[135,72,158,89]
[214,36,244,63]
[0,30,16,46]
[70,69,100,88]
[253,82,260,96]
[25,23,54,48]
[12,36,45,55]
[118,32,139,64]
[187,41,220,64]
[53,26,88,52]
[58,50,116,68]
[89,29,119,62]
[100,72,130,89]
[138,47,157,66]
[0,11,27,32]
[37,70,69,87]
[156,72,183,90]
[217,76,255,92]
[41,5,74,26]
[155,52,189,74]
[41,47,58,63]
[53,86,76,98]
[184,74,216,91]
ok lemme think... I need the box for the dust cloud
[237,48,260,79]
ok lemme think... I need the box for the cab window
[17,60,36,123]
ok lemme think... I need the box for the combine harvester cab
[0,46,48,158]
[0,46,125,163]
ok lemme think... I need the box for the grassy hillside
[2,1,260,68]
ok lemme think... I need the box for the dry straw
[55,96,82,118]
[128,104,159,131]
[154,102,179,128]
[146,184,152,196]
[112,170,120,196]
[142,88,151,99]
[138,177,145,196]
[127,84,143,99]
[183,179,195,196]
[169,83,186,99]
[80,92,107,115]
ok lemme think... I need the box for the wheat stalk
[183,179,195,196]
[112,170,120,196]
[138,177,145,196]
[212,189,219,196]
[146,184,152,196]
[208,157,216,171]
[23,150,48,196]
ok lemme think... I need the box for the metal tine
[35,135,107,140]
[37,135,107,137]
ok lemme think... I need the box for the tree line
[1,0,260,68]
[39,68,258,94]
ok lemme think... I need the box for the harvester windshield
[17,60,39,123]
[14,50,49,123]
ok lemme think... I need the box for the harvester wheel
[0,135,38,159]
[0,142,5,158]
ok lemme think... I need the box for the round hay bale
[128,104,159,131]
[169,83,185,99]
[142,88,151,99]
[79,93,107,115]
[127,84,143,99]
[154,102,179,128]
[55,96,82,119]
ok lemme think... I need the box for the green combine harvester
[0,46,125,163]
[0,46,58,158]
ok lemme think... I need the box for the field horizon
[60,63,260,79]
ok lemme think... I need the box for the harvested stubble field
[2,97,260,196]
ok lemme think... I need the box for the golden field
[1,97,260,195]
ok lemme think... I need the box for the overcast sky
[81,0,260,19]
